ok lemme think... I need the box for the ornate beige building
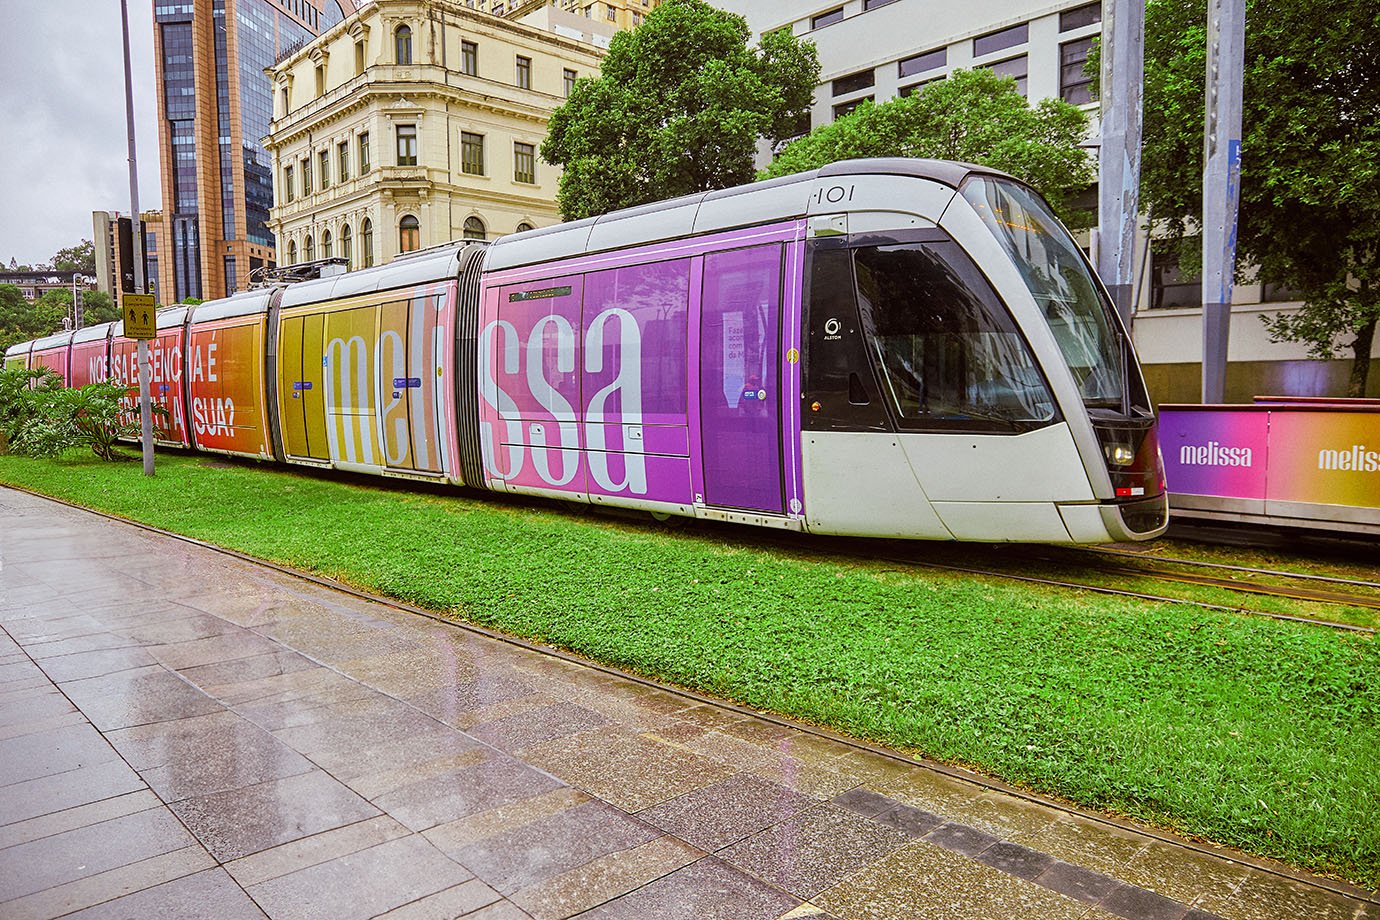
[506,0,661,31]
[265,0,603,269]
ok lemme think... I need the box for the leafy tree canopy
[763,69,1095,224]
[0,285,65,354]
[81,290,119,326]
[4,239,97,277]
[541,0,820,220]
[1139,0,1380,396]
[51,240,96,276]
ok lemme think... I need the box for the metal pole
[1201,0,1245,403]
[1097,0,1145,329]
[121,0,154,476]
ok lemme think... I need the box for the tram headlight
[1107,444,1136,466]
[1091,415,1164,500]
[1095,425,1139,467]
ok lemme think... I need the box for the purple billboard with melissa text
[1159,407,1269,500]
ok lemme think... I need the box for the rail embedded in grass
[0,450,1377,891]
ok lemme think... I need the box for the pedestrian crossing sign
[122,293,156,340]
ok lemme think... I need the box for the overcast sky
[0,0,162,268]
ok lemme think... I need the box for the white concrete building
[710,0,1377,401]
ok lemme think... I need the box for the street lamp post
[1097,0,1146,329]
[120,0,154,476]
[1200,0,1246,404]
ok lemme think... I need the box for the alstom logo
[1179,441,1253,467]
[1318,445,1380,472]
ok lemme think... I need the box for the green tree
[35,290,76,331]
[763,69,1095,223]
[51,240,96,277]
[180,296,205,306]
[1138,0,1380,396]
[80,290,119,326]
[541,0,819,220]
[0,284,65,353]
[0,367,63,454]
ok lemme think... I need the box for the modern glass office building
[153,0,355,302]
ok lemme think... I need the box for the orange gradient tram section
[186,291,276,458]
[69,326,112,388]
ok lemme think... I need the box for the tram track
[866,543,1380,633]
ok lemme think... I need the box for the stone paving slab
[1,485,1377,920]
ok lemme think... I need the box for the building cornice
[267,78,557,148]
[269,175,560,229]
[269,0,606,78]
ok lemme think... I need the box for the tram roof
[485,158,1014,273]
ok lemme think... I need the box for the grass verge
[1,451,1377,889]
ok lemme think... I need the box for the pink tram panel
[478,220,806,518]
[28,333,72,384]
[112,310,191,448]
[68,325,113,388]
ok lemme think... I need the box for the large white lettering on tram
[478,307,645,494]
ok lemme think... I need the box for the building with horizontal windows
[497,0,661,33]
[152,0,357,303]
[710,0,1377,399]
[92,210,164,306]
[0,271,97,304]
[265,0,604,269]
[712,0,1102,153]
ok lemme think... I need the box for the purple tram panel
[489,275,587,493]
[699,245,785,513]
[478,264,694,506]
[477,219,806,519]
[582,260,692,503]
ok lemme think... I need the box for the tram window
[853,242,1056,430]
[962,177,1126,409]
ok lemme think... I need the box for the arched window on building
[399,214,420,253]
[463,216,486,240]
[287,239,297,264]
[305,234,314,261]
[362,218,374,267]
[322,229,333,259]
[395,25,412,65]
[341,223,352,268]
[516,221,534,233]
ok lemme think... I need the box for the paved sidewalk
[0,486,1374,920]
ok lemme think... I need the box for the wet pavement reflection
[1,487,1376,919]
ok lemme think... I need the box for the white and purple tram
[5,159,1167,542]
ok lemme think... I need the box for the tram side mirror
[848,373,869,405]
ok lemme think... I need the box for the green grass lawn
[2,450,1377,889]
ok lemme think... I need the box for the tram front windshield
[960,177,1126,410]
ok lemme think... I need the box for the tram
[4,159,1167,542]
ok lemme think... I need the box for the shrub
[0,367,162,461]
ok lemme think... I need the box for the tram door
[699,244,785,514]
